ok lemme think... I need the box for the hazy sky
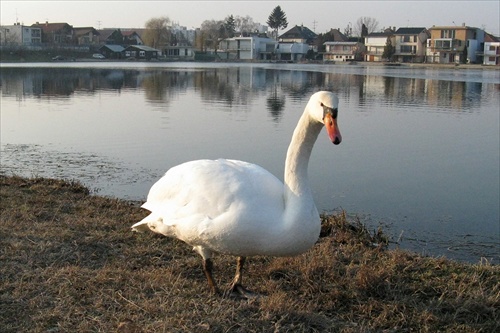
[1,0,499,36]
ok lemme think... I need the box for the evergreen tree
[224,15,236,38]
[361,24,368,38]
[267,6,288,40]
[382,37,395,61]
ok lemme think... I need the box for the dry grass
[1,175,498,333]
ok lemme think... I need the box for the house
[98,44,125,59]
[279,25,317,44]
[122,30,144,45]
[393,27,429,63]
[278,25,317,53]
[364,29,395,62]
[0,23,42,46]
[219,36,276,60]
[274,25,318,61]
[426,24,486,64]
[32,22,73,44]
[324,29,349,42]
[164,44,195,60]
[97,28,144,46]
[123,45,160,60]
[483,33,500,66]
[98,29,124,45]
[323,41,365,62]
[275,42,310,62]
[163,24,196,60]
[73,27,99,45]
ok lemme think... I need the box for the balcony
[433,38,463,51]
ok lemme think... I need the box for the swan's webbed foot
[224,256,260,299]
[225,283,259,299]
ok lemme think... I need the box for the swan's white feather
[132,159,302,257]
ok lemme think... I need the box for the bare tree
[143,17,171,49]
[234,15,260,35]
[354,17,379,37]
[200,19,226,52]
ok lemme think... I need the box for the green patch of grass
[1,175,498,332]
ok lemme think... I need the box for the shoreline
[1,56,499,71]
[1,174,498,332]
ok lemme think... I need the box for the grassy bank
[0,49,96,62]
[0,175,498,332]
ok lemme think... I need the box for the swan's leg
[227,256,258,298]
[202,258,219,294]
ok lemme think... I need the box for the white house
[323,41,365,62]
[483,34,500,66]
[275,42,309,61]
[219,36,276,60]
[393,27,429,63]
[0,23,42,46]
[365,30,395,62]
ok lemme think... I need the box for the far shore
[1,50,499,71]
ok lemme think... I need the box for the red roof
[32,22,72,33]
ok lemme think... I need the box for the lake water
[1,62,499,264]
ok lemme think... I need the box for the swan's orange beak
[324,113,342,145]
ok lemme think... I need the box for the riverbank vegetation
[1,175,498,332]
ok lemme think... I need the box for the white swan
[132,91,342,297]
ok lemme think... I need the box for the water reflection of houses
[360,75,483,111]
[0,68,149,97]
[2,67,487,114]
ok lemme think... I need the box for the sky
[1,0,499,36]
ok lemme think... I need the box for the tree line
[143,6,380,53]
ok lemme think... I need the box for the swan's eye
[332,108,338,119]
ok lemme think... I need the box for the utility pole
[312,20,317,32]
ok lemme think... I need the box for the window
[400,45,416,53]
[441,29,455,39]
[401,35,412,43]
[435,40,452,49]
[489,45,496,51]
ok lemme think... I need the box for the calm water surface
[1,62,499,263]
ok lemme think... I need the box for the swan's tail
[131,212,161,232]
[131,213,175,236]
[131,218,151,232]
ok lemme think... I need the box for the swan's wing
[141,159,285,227]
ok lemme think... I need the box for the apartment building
[0,23,42,46]
[365,30,395,62]
[427,24,485,64]
[393,27,429,63]
[483,33,500,65]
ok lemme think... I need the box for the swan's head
[309,91,342,145]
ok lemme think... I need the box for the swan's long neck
[284,108,323,204]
